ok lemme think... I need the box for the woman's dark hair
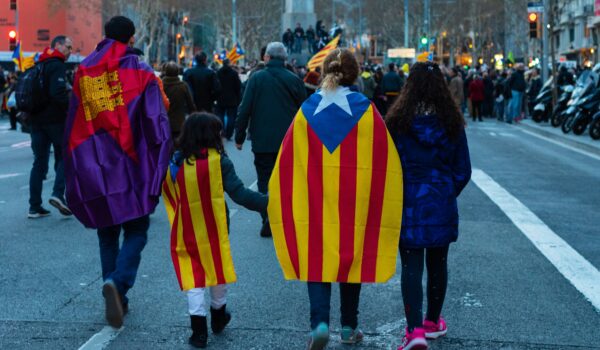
[321,48,359,90]
[385,61,465,141]
[176,112,224,162]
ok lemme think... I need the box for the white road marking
[472,169,600,312]
[77,326,123,350]
[249,180,258,191]
[489,132,497,137]
[11,141,31,148]
[0,173,21,180]
[519,128,600,162]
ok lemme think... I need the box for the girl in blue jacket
[385,62,472,350]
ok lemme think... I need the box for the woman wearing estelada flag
[267,49,404,349]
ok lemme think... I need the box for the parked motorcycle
[532,78,553,122]
[589,112,600,140]
[567,87,600,135]
[550,85,574,126]
[560,69,599,134]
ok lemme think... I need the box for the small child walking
[162,113,267,348]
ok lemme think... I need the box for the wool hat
[104,16,135,44]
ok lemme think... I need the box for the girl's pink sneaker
[423,317,447,339]
[398,327,428,350]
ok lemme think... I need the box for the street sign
[388,48,416,58]
[528,1,544,13]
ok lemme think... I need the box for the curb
[516,121,600,158]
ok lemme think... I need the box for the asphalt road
[0,117,599,350]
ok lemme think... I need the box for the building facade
[0,0,102,62]
[553,0,596,66]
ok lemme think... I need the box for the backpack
[15,63,47,113]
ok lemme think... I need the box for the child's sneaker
[307,322,329,350]
[423,317,447,339]
[340,326,364,344]
[397,327,428,350]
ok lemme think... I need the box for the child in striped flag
[162,112,268,348]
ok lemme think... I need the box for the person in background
[234,42,306,238]
[494,71,508,121]
[27,35,73,218]
[360,65,376,100]
[506,63,526,123]
[468,75,485,122]
[306,25,316,54]
[162,61,196,140]
[527,68,542,117]
[382,63,403,111]
[294,22,305,54]
[216,58,242,140]
[448,68,464,115]
[283,28,294,54]
[184,52,221,113]
[482,72,495,118]
[304,66,321,96]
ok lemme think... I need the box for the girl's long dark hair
[385,62,465,141]
[176,112,224,162]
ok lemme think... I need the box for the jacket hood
[410,114,449,147]
[38,47,66,63]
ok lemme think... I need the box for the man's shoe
[340,326,364,344]
[49,196,72,216]
[189,315,208,348]
[210,304,231,334]
[28,207,51,219]
[398,327,428,350]
[260,222,272,237]
[307,322,329,350]
[102,281,124,328]
[423,317,447,339]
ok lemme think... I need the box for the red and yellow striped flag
[307,35,341,71]
[162,149,236,290]
[268,88,403,283]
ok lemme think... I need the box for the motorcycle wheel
[561,115,574,134]
[590,119,600,140]
[551,110,563,127]
[532,109,544,123]
[572,117,588,135]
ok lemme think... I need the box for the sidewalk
[517,118,600,157]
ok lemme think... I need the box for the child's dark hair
[176,112,224,161]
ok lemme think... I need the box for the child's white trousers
[187,285,227,316]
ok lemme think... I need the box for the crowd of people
[2,14,476,350]
[282,20,341,55]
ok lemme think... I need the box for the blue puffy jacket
[391,115,471,248]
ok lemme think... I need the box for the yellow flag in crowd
[307,35,341,71]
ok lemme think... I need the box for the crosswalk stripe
[472,169,600,312]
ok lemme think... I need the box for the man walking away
[28,35,73,218]
[184,52,221,113]
[216,59,242,140]
[382,63,403,111]
[448,68,464,114]
[235,42,306,237]
[306,25,316,54]
[506,64,526,123]
[294,22,305,54]
[63,16,171,328]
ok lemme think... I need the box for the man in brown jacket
[449,68,464,113]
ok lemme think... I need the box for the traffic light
[529,13,539,39]
[9,30,17,51]
[420,35,428,46]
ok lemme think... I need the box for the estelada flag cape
[64,39,172,229]
[162,149,236,290]
[268,87,403,283]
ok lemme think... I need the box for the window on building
[10,0,16,10]
[570,27,575,43]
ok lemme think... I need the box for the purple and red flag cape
[64,39,172,229]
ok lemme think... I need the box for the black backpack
[15,62,47,113]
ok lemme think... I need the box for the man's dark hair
[195,52,207,65]
[104,16,135,44]
[388,62,396,72]
[51,35,67,49]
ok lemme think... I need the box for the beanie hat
[104,16,135,44]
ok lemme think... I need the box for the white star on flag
[314,87,353,117]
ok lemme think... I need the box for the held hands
[235,143,243,150]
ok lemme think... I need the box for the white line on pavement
[472,169,600,312]
[249,180,258,191]
[519,129,600,162]
[78,326,123,350]
[0,173,21,179]
[11,141,31,148]
[489,132,497,136]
